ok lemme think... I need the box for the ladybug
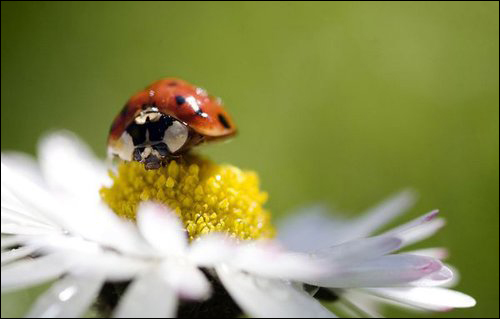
[108,78,236,169]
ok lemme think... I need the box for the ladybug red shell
[108,78,236,169]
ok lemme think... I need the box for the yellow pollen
[100,155,275,241]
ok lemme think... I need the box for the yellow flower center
[100,155,275,241]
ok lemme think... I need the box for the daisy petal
[188,234,236,267]
[160,260,211,300]
[343,288,423,314]
[1,253,74,292]
[340,292,383,318]
[2,174,104,248]
[342,190,417,241]
[382,210,439,234]
[437,264,460,288]
[277,204,349,252]
[1,245,38,265]
[307,254,443,288]
[1,186,57,228]
[408,264,453,287]
[1,236,28,250]
[216,265,336,318]
[74,251,147,282]
[113,269,178,318]
[26,274,104,318]
[231,242,327,282]
[1,223,59,236]
[2,207,59,231]
[17,234,148,281]
[363,287,476,311]
[38,131,110,203]
[1,152,43,185]
[382,210,445,248]
[404,247,449,260]
[50,201,150,257]
[279,191,416,252]
[398,218,445,247]
[1,162,67,229]
[314,236,402,266]
[136,202,187,256]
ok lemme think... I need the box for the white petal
[27,238,145,283]
[314,236,402,266]
[408,264,453,287]
[113,268,178,318]
[1,223,59,236]
[382,210,438,234]
[331,301,364,318]
[22,234,101,256]
[341,190,417,241]
[2,207,59,232]
[342,289,418,313]
[307,254,443,288]
[1,162,93,240]
[1,253,73,292]
[38,131,110,203]
[363,287,476,310]
[437,263,460,288]
[188,234,237,267]
[230,241,327,282]
[136,202,187,256]
[399,218,445,247]
[26,274,104,318]
[404,247,449,260]
[29,236,147,282]
[160,260,211,300]
[2,157,143,255]
[339,291,383,318]
[1,162,66,228]
[277,204,349,252]
[1,185,57,228]
[51,201,151,258]
[72,251,147,282]
[216,265,336,318]
[381,210,445,247]
[1,235,28,249]
[1,245,38,265]
[1,152,43,185]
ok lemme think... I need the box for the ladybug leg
[153,143,170,157]
[143,154,161,170]
[132,145,162,170]
[132,147,145,162]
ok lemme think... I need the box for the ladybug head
[110,107,203,170]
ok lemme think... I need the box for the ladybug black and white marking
[108,78,237,169]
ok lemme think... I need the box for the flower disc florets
[100,155,275,241]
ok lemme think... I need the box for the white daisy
[1,131,475,318]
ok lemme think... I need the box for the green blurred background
[1,1,498,318]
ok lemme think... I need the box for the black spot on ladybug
[218,114,231,129]
[168,81,178,87]
[175,95,186,105]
